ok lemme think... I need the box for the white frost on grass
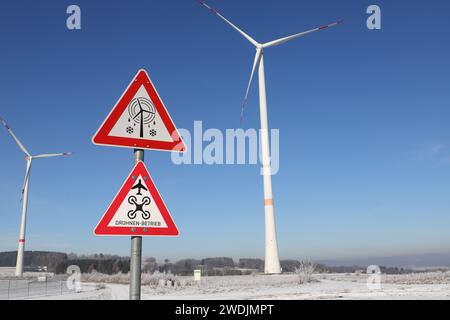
[81,271,195,287]
[15,272,450,300]
[382,271,450,285]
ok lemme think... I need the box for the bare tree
[142,257,158,274]
[295,261,316,284]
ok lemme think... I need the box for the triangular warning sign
[94,161,179,236]
[92,69,186,152]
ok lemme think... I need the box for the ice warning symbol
[127,97,156,138]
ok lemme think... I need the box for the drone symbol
[127,195,151,220]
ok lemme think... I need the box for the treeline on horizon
[0,251,413,275]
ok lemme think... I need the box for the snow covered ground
[27,272,450,300]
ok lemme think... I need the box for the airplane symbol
[132,179,148,195]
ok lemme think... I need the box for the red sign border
[94,161,179,236]
[92,69,186,152]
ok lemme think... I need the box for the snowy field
[19,272,450,300]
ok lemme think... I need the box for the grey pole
[130,149,144,300]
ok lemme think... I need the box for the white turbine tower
[0,116,72,277]
[198,1,343,274]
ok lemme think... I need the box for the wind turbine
[129,97,155,138]
[198,1,343,274]
[0,116,72,277]
[135,98,152,138]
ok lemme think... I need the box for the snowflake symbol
[149,129,157,136]
[126,126,134,134]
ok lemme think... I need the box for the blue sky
[0,0,449,262]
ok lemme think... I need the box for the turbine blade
[20,159,32,202]
[197,0,259,47]
[240,48,262,124]
[262,20,344,48]
[0,116,31,156]
[136,98,143,111]
[33,152,73,159]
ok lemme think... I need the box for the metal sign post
[130,149,144,300]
